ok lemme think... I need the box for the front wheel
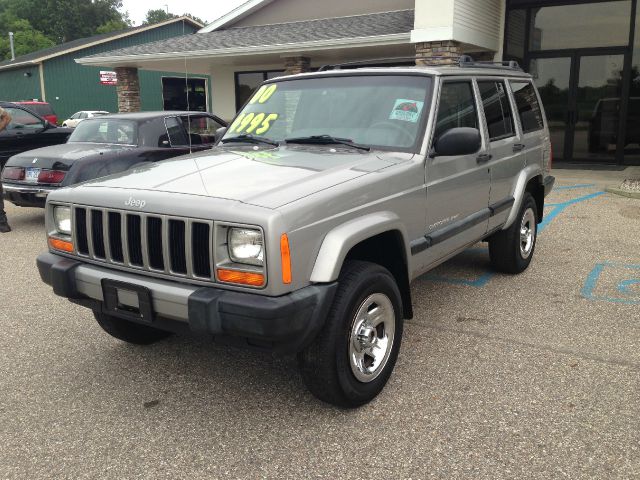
[298,260,404,408]
[489,192,538,274]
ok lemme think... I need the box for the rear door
[423,78,491,268]
[476,79,525,231]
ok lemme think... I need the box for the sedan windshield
[222,75,432,151]
[68,119,138,145]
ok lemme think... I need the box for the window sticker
[389,99,424,123]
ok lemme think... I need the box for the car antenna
[183,18,192,154]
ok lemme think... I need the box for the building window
[529,1,631,51]
[235,70,285,111]
[162,77,208,112]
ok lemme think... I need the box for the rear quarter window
[510,81,544,134]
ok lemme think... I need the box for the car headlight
[228,228,264,265]
[53,206,71,235]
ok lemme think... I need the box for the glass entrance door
[530,51,627,163]
[530,57,572,161]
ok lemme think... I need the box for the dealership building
[65,0,640,167]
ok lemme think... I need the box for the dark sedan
[0,101,72,168]
[1,111,226,207]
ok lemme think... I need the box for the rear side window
[510,81,544,133]
[477,81,515,141]
[434,81,478,139]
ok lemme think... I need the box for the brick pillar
[415,41,462,66]
[115,67,141,113]
[283,56,311,76]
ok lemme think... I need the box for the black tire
[297,260,404,408]
[489,192,538,274]
[93,311,172,345]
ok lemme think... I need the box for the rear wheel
[298,260,403,408]
[93,311,172,345]
[489,192,538,274]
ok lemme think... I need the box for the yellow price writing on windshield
[228,112,279,135]
[248,84,278,104]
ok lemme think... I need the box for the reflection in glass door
[531,53,626,163]
[530,57,571,161]
[574,54,624,162]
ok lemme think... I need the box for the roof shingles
[81,10,415,60]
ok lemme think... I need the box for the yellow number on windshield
[255,113,279,135]
[248,84,277,105]
[234,113,255,133]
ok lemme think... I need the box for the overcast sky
[120,0,248,26]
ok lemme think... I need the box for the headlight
[53,206,71,235]
[228,228,264,265]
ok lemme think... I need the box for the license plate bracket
[101,279,154,323]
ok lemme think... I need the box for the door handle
[513,143,525,152]
[476,153,492,164]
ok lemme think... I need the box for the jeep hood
[75,146,412,209]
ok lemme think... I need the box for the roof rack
[318,55,522,72]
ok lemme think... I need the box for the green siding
[0,21,207,121]
[0,65,42,102]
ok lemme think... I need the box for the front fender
[309,212,410,283]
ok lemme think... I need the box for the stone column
[415,41,462,66]
[283,56,311,76]
[115,67,141,113]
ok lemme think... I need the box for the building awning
[76,10,415,70]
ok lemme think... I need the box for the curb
[605,186,640,199]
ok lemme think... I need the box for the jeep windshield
[68,119,138,146]
[222,74,432,152]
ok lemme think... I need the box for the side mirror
[215,126,228,143]
[431,127,481,157]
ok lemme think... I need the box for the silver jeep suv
[37,59,554,407]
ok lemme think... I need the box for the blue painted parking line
[423,186,605,287]
[581,262,640,305]
[539,191,606,233]
[554,183,596,190]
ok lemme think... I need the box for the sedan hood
[6,143,131,170]
[75,146,411,209]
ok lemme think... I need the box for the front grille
[72,206,214,281]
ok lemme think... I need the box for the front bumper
[2,183,56,207]
[37,252,337,354]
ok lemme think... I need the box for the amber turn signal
[48,237,74,253]
[217,269,264,286]
[280,233,292,284]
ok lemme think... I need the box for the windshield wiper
[284,135,371,151]
[220,134,279,147]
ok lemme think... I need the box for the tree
[96,17,130,35]
[144,9,177,25]
[0,0,131,43]
[0,16,54,60]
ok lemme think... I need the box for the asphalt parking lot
[1,170,639,479]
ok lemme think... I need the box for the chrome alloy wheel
[520,207,536,259]
[348,293,395,383]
